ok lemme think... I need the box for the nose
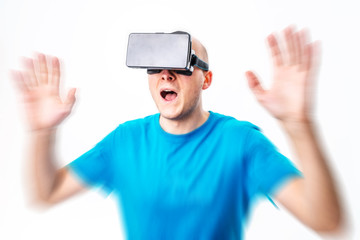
[161,70,175,81]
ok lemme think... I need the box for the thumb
[65,88,77,108]
[245,71,265,100]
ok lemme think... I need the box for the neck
[159,110,210,135]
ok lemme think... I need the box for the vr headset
[126,31,209,76]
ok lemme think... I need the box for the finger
[298,29,309,70]
[50,56,60,90]
[294,31,302,65]
[284,26,296,65]
[22,57,38,88]
[267,34,283,66]
[64,88,77,109]
[11,70,29,93]
[245,71,266,101]
[37,53,49,85]
[296,29,306,66]
[303,41,320,73]
[302,41,313,72]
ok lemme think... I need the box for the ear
[202,71,213,90]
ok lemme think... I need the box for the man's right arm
[29,129,86,205]
[13,53,86,206]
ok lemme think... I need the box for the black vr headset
[126,31,209,76]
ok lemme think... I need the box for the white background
[0,0,359,239]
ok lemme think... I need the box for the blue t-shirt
[68,112,300,240]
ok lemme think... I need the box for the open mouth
[160,90,178,101]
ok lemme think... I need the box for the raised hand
[13,54,76,131]
[246,26,319,124]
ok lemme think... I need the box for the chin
[156,102,179,119]
[159,110,181,120]
[160,107,196,122]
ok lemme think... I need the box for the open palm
[246,27,319,123]
[13,54,76,131]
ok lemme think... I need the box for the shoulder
[210,111,260,133]
[97,114,159,148]
[107,114,159,142]
[207,111,266,148]
[115,114,158,131]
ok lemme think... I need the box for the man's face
[148,68,207,121]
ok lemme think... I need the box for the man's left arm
[245,26,342,232]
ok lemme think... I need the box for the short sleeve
[244,126,302,204]
[67,129,117,195]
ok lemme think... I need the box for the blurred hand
[246,26,319,124]
[13,53,76,131]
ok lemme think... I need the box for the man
[13,26,342,239]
